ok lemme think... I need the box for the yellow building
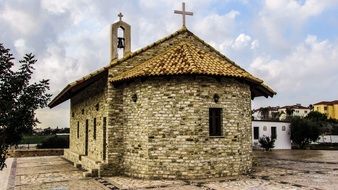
[313,100,338,120]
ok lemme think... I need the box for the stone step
[82,169,99,177]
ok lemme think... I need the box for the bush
[258,136,275,151]
[20,135,53,144]
[37,135,69,149]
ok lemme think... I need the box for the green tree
[285,107,295,121]
[290,117,320,149]
[305,111,328,122]
[332,124,338,135]
[0,43,51,170]
[260,107,270,120]
[306,111,338,135]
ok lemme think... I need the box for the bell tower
[111,12,131,60]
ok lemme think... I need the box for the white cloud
[255,0,338,51]
[41,0,69,14]
[263,0,335,20]
[231,33,251,50]
[192,10,240,53]
[250,34,338,106]
[14,38,27,56]
[251,40,259,49]
[0,8,37,35]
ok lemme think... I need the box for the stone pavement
[7,156,107,190]
[4,150,338,189]
[0,158,13,190]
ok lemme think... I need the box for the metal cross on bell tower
[174,2,193,27]
[118,12,123,21]
[117,12,125,49]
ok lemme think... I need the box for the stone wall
[69,76,108,162]
[64,149,81,165]
[106,30,194,173]
[119,76,252,179]
[103,30,254,178]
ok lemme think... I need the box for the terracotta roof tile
[111,42,262,84]
[49,27,275,108]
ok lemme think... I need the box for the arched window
[117,27,125,59]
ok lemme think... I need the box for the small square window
[282,126,286,131]
[209,108,222,136]
[263,126,267,131]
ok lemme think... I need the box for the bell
[117,37,125,48]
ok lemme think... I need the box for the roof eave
[48,69,108,108]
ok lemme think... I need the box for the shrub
[258,136,275,151]
[37,135,69,149]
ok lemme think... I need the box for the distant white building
[252,106,280,120]
[316,135,338,143]
[278,104,311,120]
[252,120,291,149]
[253,104,311,121]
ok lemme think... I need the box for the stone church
[49,11,275,179]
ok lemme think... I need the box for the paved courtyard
[3,150,338,189]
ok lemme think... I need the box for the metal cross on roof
[118,12,123,21]
[174,2,193,27]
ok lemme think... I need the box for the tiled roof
[49,27,275,108]
[314,100,338,105]
[280,104,310,109]
[111,42,263,83]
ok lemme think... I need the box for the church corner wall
[68,76,108,166]
[105,81,125,175]
[121,76,252,179]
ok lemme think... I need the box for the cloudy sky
[1,0,338,129]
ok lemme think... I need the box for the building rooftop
[314,100,338,105]
[49,27,276,108]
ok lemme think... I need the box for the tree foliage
[35,127,70,135]
[0,43,51,170]
[290,117,320,149]
[305,111,328,122]
[37,135,69,149]
[305,111,338,135]
[260,107,270,120]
